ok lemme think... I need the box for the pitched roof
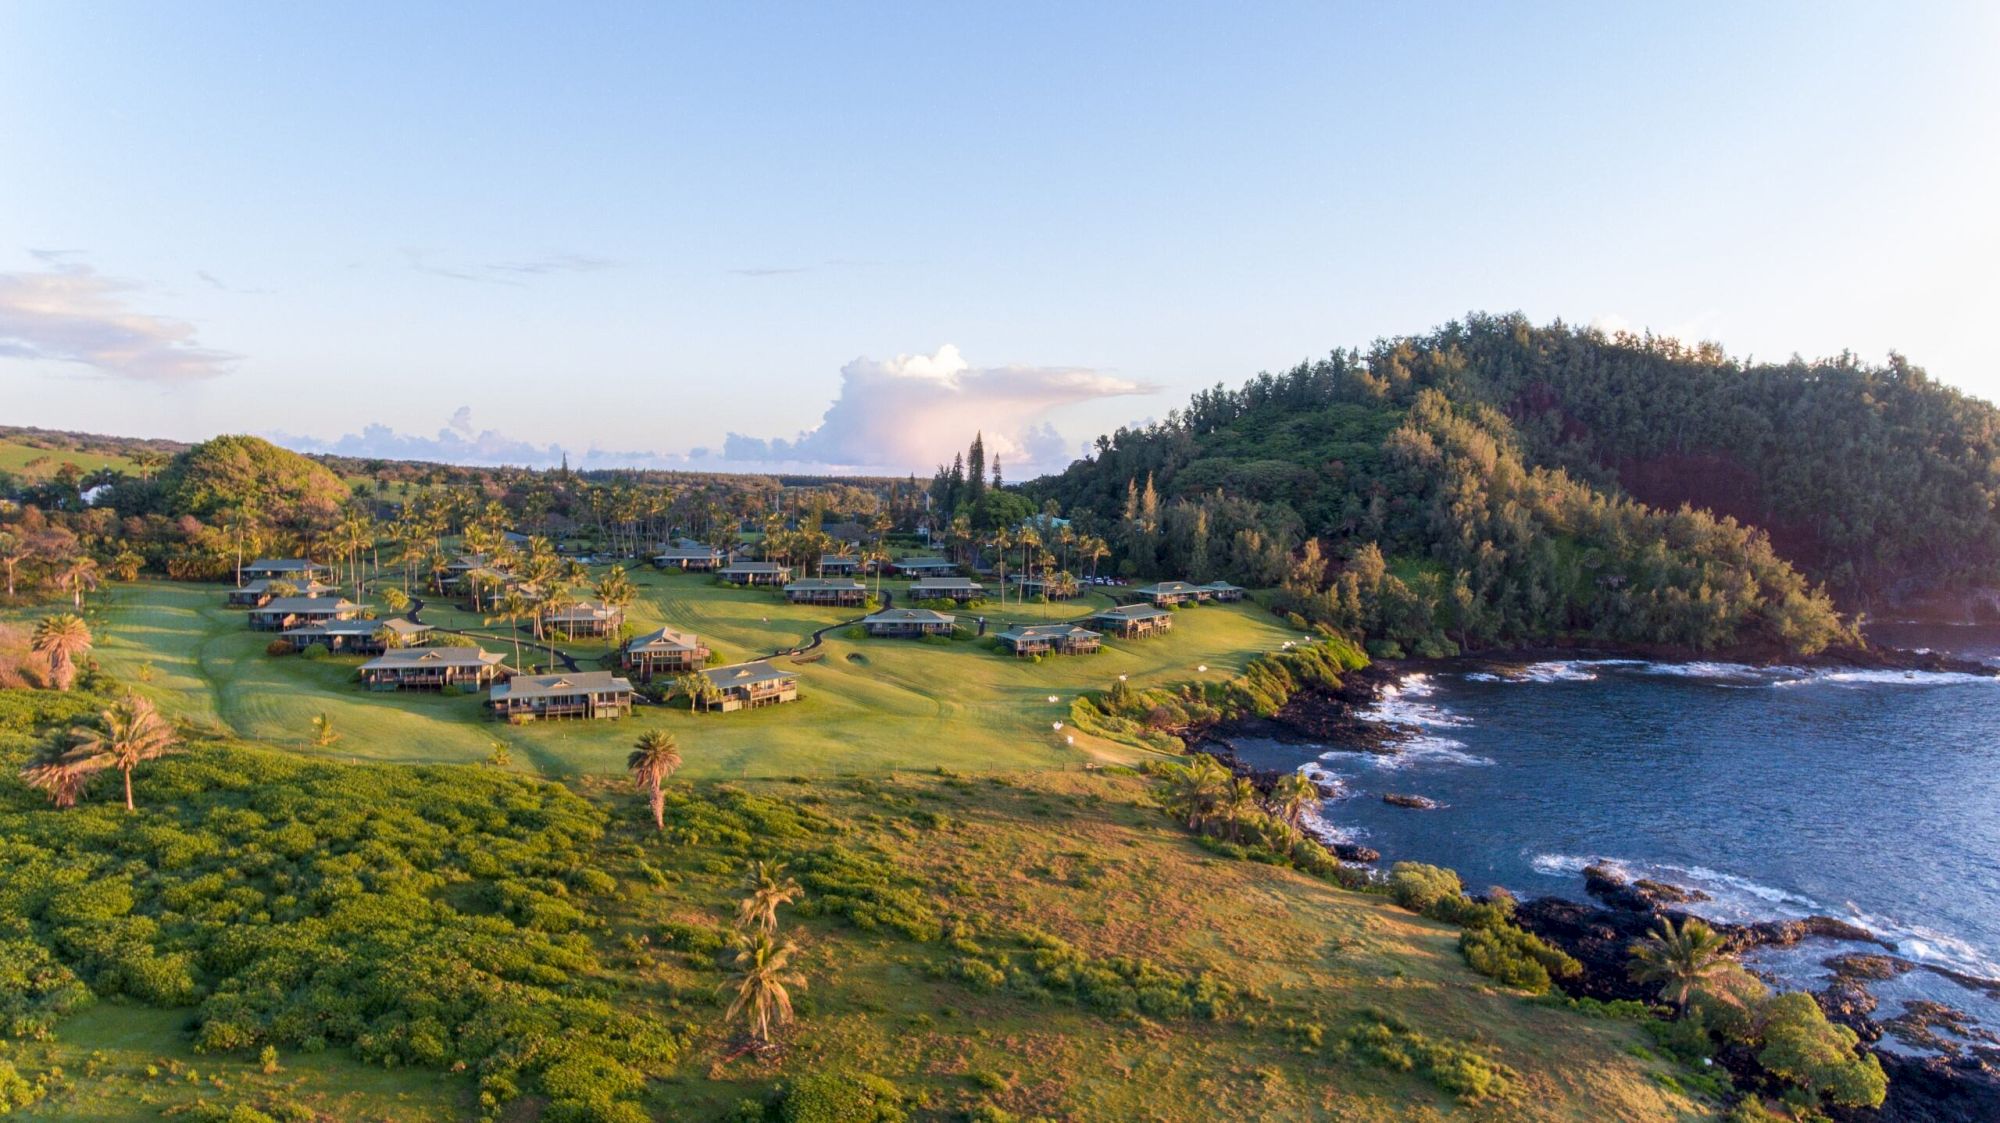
[627,626,702,652]
[1092,603,1172,621]
[785,578,866,591]
[1136,580,1204,596]
[909,576,983,589]
[894,556,956,568]
[1202,580,1245,592]
[254,596,358,614]
[864,608,956,625]
[702,660,797,689]
[491,670,632,701]
[246,558,322,572]
[655,545,723,559]
[996,623,1102,642]
[546,600,619,621]
[237,577,335,595]
[284,619,402,637]
[719,561,788,573]
[360,646,504,671]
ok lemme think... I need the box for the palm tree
[1221,777,1258,840]
[724,931,807,1046]
[373,624,408,652]
[736,861,803,935]
[56,555,100,608]
[596,565,636,615]
[19,741,108,809]
[380,586,411,615]
[67,694,180,811]
[488,590,532,670]
[1159,754,1230,831]
[31,613,92,692]
[1627,917,1732,1012]
[626,730,683,832]
[1267,772,1320,831]
[989,529,1014,608]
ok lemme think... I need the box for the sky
[2,2,1997,478]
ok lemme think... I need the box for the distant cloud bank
[270,344,1150,478]
[0,260,237,382]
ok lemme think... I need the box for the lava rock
[1381,793,1439,810]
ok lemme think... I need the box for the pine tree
[966,433,987,505]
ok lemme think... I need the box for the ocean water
[1233,628,2000,1043]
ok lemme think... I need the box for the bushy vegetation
[775,1069,908,1122]
[1337,1007,1520,1103]
[0,691,672,1122]
[1386,863,1578,994]
[944,926,1243,1021]
[1071,635,1366,752]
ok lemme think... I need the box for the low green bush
[1338,1008,1519,1103]
[779,1069,907,1123]
[264,639,295,657]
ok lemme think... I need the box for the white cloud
[721,344,1151,475]
[0,262,237,382]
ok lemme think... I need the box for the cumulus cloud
[721,345,1150,475]
[0,262,238,382]
[268,409,701,471]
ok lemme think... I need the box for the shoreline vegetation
[1177,649,2000,1123]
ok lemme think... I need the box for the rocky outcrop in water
[1381,792,1438,810]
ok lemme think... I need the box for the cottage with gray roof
[284,616,433,654]
[359,645,509,690]
[226,577,336,606]
[242,558,330,582]
[995,622,1102,657]
[908,577,986,603]
[490,671,634,721]
[1201,580,1246,602]
[785,578,868,606]
[621,626,710,680]
[1089,602,1174,638]
[892,556,959,576]
[545,599,623,637]
[816,555,861,576]
[862,608,956,637]
[718,561,792,586]
[247,596,360,631]
[698,660,799,712]
[653,544,726,571]
[1131,580,1207,606]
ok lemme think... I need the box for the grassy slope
[8,1005,468,1121]
[84,573,1306,779]
[590,769,1704,1122]
[0,439,139,476]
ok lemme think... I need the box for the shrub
[0,938,94,1038]
[297,644,328,662]
[1755,992,1887,1109]
[264,639,295,657]
[1457,923,1578,993]
[779,1069,907,1123]
[0,1058,43,1113]
[1339,1009,1519,1102]
[1387,862,1462,915]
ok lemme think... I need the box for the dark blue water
[1237,633,2000,1008]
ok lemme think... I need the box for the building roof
[719,561,789,573]
[546,600,619,621]
[627,625,702,653]
[246,558,323,572]
[702,660,798,690]
[378,617,434,635]
[995,623,1102,643]
[283,619,414,638]
[1135,580,1205,596]
[1092,603,1172,621]
[360,646,504,671]
[255,596,358,615]
[237,577,335,595]
[894,556,957,569]
[864,608,956,626]
[491,670,632,702]
[910,576,983,590]
[655,545,723,559]
[786,578,866,591]
[817,554,859,565]
[1202,580,1245,592]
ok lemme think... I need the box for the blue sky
[3,2,1996,476]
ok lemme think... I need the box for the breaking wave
[1343,674,1493,768]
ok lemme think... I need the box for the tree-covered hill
[1022,314,2000,656]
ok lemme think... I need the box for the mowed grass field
[0,438,140,476]
[82,569,1308,779]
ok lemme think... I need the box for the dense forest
[1019,315,2000,657]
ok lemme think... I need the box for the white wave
[1814,669,1998,687]
[1325,738,1493,770]
[1840,905,2000,981]
[1528,853,1821,920]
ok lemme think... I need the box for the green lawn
[0,438,139,476]
[83,573,1309,780]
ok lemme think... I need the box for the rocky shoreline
[1191,653,2000,1122]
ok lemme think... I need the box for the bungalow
[1131,580,1207,607]
[1201,581,1247,603]
[247,596,360,631]
[1089,603,1174,639]
[359,646,509,691]
[908,577,986,603]
[241,558,330,582]
[862,608,956,638]
[816,554,862,576]
[994,623,1102,657]
[445,553,500,578]
[226,577,335,606]
[490,671,634,721]
[621,625,710,680]
[785,578,868,606]
[284,617,434,654]
[717,561,792,586]
[545,600,623,637]
[654,544,726,571]
[892,556,959,577]
[698,660,800,712]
